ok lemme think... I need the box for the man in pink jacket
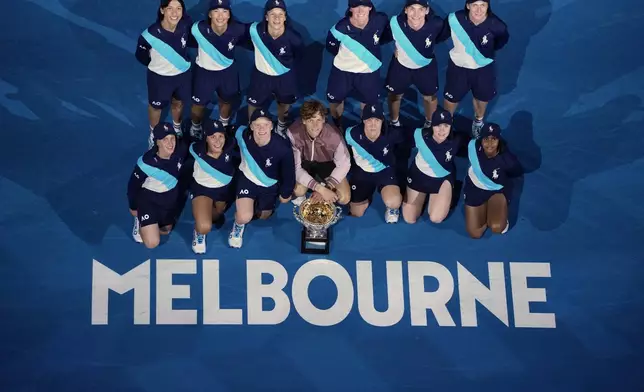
[286,100,352,205]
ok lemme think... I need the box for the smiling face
[206,132,226,154]
[210,8,230,29]
[251,117,273,145]
[481,135,499,157]
[303,113,325,139]
[467,1,489,24]
[157,134,176,156]
[266,8,286,30]
[405,4,428,30]
[363,117,382,141]
[432,123,451,144]
[160,0,183,28]
[349,5,371,27]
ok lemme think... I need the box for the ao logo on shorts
[141,214,150,221]
[239,189,250,195]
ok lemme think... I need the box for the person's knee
[423,94,437,103]
[467,227,484,239]
[142,236,160,249]
[235,208,254,225]
[384,193,402,209]
[429,211,446,224]
[195,220,212,235]
[337,189,351,205]
[489,220,506,234]
[402,207,417,224]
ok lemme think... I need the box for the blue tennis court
[1,0,643,390]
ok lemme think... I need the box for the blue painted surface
[1,0,643,391]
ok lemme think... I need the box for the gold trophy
[293,197,343,254]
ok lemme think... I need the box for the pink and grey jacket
[286,119,351,189]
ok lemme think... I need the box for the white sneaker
[501,220,510,234]
[385,208,400,224]
[132,217,143,243]
[192,229,206,254]
[472,120,484,139]
[190,124,202,140]
[291,196,306,206]
[173,123,183,138]
[148,131,154,149]
[228,222,245,248]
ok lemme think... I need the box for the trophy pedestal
[301,227,331,254]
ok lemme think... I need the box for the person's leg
[348,176,375,217]
[486,193,509,234]
[381,184,403,223]
[334,178,351,206]
[465,203,488,239]
[442,59,468,116]
[470,63,497,137]
[427,180,452,224]
[402,187,427,224]
[326,66,353,129]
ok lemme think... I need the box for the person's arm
[278,145,296,202]
[326,25,340,55]
[504,149,523,178]
[135,34,152,66]
[379,14,394,45]
[127,162,148,212]
[327,138,351,188]
[493,20,510,51]
[237,22,255,51]
[436,14,452,43]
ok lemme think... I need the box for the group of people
[127,0,523,253]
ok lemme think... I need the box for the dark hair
[345,4,376,18]
[264,7,290,28]
[479,135,506,154]
[463,1,493,16]
[157,0,187,22]
[207,9,236,26]
[400,3,432,21]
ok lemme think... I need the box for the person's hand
[129,209,137,217]
[316,186,339,203]
[279,195,291,204]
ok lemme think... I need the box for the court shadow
[520,94,644,231]
[503,110,541,229]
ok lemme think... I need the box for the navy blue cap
[153,122,175,141]
[431,107,452,127]
[209,0,231,11]
[406,0,429,7]
[203,119,226,137]
[482,122,502,138]
[362,103,385,121]
[250,108,273,124]
[265,0,287,13]
[466,0,489,3]
[349,0,373,8]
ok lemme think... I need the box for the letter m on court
[91,259,151,325]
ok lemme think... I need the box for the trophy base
[300,227,330,254]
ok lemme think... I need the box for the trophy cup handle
[293,206,305,225]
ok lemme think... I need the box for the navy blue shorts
[246,69,297,107]
[385,57,439,97]
[137,202,176,229]
[147,69,192,110]
[462,176,510,207]
[443,59,496,103]
[406,164,454,195]
[191,64,239,105]
[236,173,279,212]
[326,66,381,105]
[190,181,231,202]
[349,168,398,203]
